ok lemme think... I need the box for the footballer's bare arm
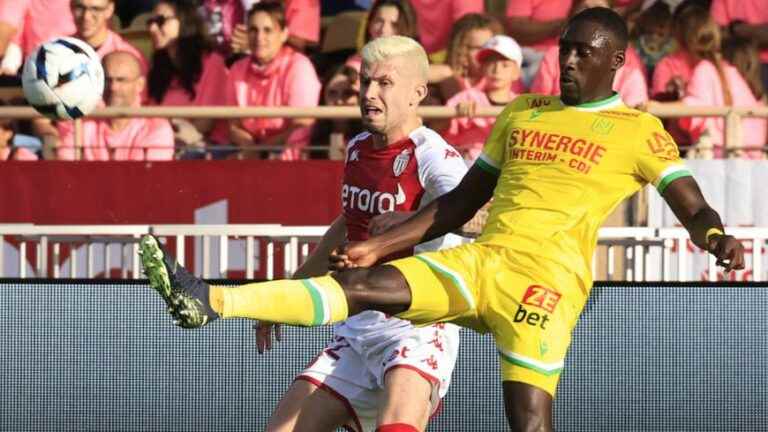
[662,176,745,271]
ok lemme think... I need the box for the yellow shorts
[387,242,590,397]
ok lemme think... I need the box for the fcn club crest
[393,149,411,177]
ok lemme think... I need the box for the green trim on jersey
[302,279,326,325]
[415,255,476,309]
[655,165,693,194]
[498,350,564,376]
[476,154,501,176]
[568,93,623,111]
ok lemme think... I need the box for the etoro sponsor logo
[341,183,406,213]
[513,285,561,330]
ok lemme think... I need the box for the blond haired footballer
[140,8,745,432]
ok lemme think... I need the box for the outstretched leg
[139,235,413,328]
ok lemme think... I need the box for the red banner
[0,161,344,225]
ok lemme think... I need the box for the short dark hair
[569,7,629,49]
[247,0,287,29]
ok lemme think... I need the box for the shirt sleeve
[710,0,730,26]
[476,100,521,176]
[55,121,76,161]
[142,118,175,161]
[616,66,649,107]
[0,0,29,28]
[453,0,484,20]
[651,56,673,97]
[286,0,320,43]
[634,114,692,194]
[417,142,469,198]
[679,61,720,138]
[529,48,558,95]
[286,55,321,107]
[506,0,533,17]
[197,54,230,106]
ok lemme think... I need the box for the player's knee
[332,266,411,314]
[505,405,550,432]
[503,382,553,432]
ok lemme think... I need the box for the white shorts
[297,323,460,432]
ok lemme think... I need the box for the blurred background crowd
[0,0,765,162]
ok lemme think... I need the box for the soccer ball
[21,37,104,120]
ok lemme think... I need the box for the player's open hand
[708,234,745,272]
[369,211,414,236]
[329,241,380,271]
[254,321,282,354]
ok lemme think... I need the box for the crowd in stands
[0,0,765,161]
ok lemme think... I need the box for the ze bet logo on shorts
[522,285,561,313]
[513,285,562,330]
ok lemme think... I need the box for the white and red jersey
[334,126,468,360]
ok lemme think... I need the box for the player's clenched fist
[708,234,745,272]
[329,241,380,271]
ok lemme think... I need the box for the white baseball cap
[476,35,523,67]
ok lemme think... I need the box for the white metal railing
[0,105,766,159]
[1,224,766,282]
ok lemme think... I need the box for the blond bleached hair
[361,35,429,83]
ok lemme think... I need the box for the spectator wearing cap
[407,0,483,58]
[529,0,649,108]
[442,35,522,163]
[434,13,507,102]
[57,51,174,161]
[711,0,768,91]
[0,0,75,74]
[147,0,230,151]
[227,1,321,160]
[228,0,320,57]
[71,0,147,71]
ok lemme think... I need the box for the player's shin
[209,275,349,326]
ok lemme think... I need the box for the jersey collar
[563,93,624,112]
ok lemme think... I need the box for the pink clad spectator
[227,1,321,160]
[71,0,147,71]
[0,0,75,63]
[650,1,707,100]
[147,0,230,149]
[530,41,648,107]
[345,0,420,73]
[228,0,320,56]
[407,0,483,55]
[679,35,767,159]
[505,0,573,54]
[435,13,506,102]
[443,35,522,163]
[57,51,174,161]
[711,0,768,88]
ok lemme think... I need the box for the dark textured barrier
[0,280,766,431]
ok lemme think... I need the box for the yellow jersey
[476,93,691,282]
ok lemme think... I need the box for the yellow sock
[208,275,349,326]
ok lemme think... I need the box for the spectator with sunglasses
[226,1,321,160]
[147,0,230,154]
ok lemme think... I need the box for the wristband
[705,228,724,243]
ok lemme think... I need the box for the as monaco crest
[393,149,411,177]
